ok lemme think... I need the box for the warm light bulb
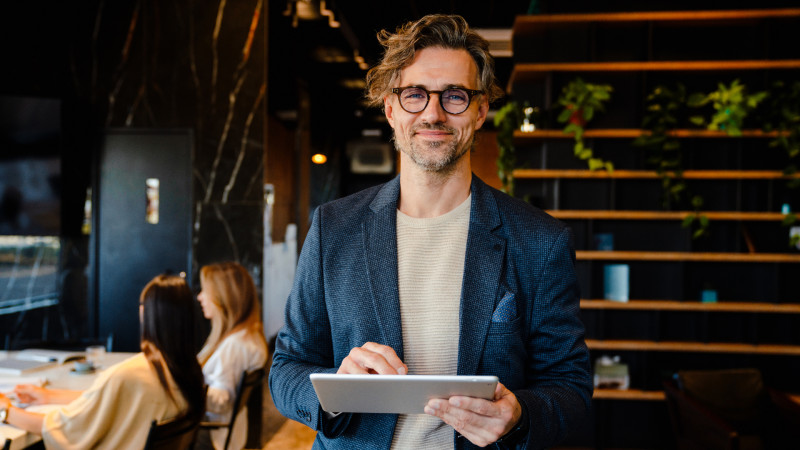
[312,153,328,164]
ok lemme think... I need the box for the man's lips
[414,129,452,138]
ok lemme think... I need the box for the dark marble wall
[83,0,267,274]
[1,0,267,344]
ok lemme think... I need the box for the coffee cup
[74,360,94,373]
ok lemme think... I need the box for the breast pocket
[482,290,526,387]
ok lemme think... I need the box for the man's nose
[419,92,448,123]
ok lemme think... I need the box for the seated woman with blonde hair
[195,262,268,450]
[0,274,206,450]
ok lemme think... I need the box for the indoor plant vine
[557,77,614,172]
[494,100,522,196]
[686,79,768,238]
[760,80,800,246]
[634,83,710,238]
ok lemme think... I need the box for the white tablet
[310,373,498,414]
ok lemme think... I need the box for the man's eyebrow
[399,84,471,90]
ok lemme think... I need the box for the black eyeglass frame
[390,86,484,115]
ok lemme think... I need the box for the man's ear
[475,98,490,130]
[384,96,396,128]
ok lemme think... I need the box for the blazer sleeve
[515,227,593,450]
[268,208,353,437]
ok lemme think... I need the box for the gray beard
[393,131,473,176]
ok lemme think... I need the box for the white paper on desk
[0,376,46,394]
[0,358,57,376]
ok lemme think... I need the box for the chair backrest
[222,367,265,450]
[676,368,766,425]
[144,415,201,450]
[664,377,738,450]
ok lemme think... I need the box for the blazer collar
[364,176,403,357]
[458,177,505,375]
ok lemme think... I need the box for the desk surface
[0,351,136,450]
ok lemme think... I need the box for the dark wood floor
[259,381,316,450]
[257,344,316,450]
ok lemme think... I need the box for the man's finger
[337,342,407,375]
[362,342,407,374]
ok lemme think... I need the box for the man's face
[384,47,489,174]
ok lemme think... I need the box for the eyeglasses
[390,86,483,115]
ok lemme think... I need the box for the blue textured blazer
[269,175,592,450]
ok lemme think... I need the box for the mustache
[412,123,455,133]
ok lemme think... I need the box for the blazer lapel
[458,177,505,376]
[363,177,404,359]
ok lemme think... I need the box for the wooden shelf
[514,169,798,180]
[513,8,800,33]
[513,129,785,141]
[581,299,800,314]
[593,388,666,401]
[576,250,800,263]
[547,210,787,221]
[509,60,800,87]
[586,339,800,355]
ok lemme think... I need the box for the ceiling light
[284,0,340,28]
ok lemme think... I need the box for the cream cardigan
[42,353,187,450]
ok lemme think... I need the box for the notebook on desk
[0,358,57,376]
[14,349,85,364]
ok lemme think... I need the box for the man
[269,14,592,450]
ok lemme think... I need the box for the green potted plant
[556,77,614,171]
[685,79,768,238]
[688,79,768,136]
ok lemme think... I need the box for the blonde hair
[197,262,267,365]
[365,14,504,108]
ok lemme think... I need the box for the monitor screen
[0,235,60,314]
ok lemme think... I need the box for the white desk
[0,351,136,450]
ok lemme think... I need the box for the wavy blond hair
[197,262,267,365]
[365,14,504,108]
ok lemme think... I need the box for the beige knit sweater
[391,195,470,449]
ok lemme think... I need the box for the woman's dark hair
[140,274,206,420]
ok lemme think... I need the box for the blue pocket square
[492,292,517,322]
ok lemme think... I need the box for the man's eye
[403,89,426,100]
[444,90,468,103]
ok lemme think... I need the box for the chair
[664,368,800,450]
[143,414,202,450]
[3,438,10,450]
[200,367,266,450]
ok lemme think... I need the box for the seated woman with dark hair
[0,274,206,449]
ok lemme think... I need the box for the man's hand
[337,342,408,375]
[424,382,522,447]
